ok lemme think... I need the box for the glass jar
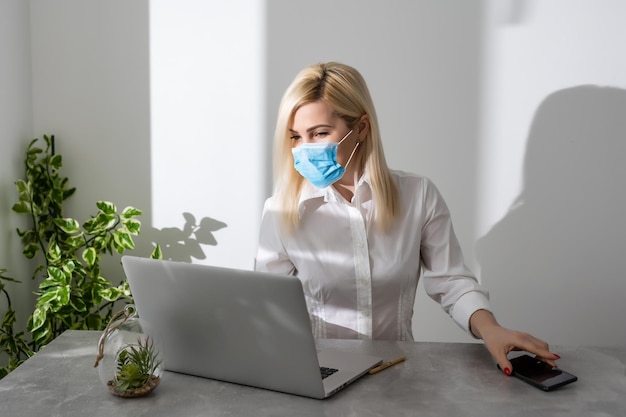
[94,304,164,398]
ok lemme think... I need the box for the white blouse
[254,170,491,341]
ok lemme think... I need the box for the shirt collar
[297,170,373,218]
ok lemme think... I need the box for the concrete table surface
[0,330,624,416]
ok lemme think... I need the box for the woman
[255,62,560,376]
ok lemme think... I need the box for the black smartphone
[498,354,578,391]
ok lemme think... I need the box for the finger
[534,353,560,368]
[492,350,513,376]
[514,333,560,366]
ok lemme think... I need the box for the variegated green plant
[0,269,33,378]
[10,135,160,349]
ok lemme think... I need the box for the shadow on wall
[148,212,227,263]
[477,85,626,347]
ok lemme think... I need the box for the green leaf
[96,201,116,215]
[22,243,39,259]
[151,244,163,260]
[31,325,51,345]
[61,260,76,277]
[1,335,17,355]
[40,266,64,288]
[53,217,80,233]
[121,206,142,218]
[64,234,86,249]
[84,212,117,234]
[99,288,115,301]
[57,285,70,306]
[2,309,16,328]
[14,179,28,194]
[89,287,103,305]
[100,286,126,302]
[82,247,97,267]
[120,280,132,297]
[29,307,47,332]
[123,218,141,234]
[69,296,87,313]
[47,241,62,262]
[26,137,39,151]
[85,314,102,330]
[63,186,76,200]
[50,154,63,169]
[37,289,60,306]
[11,201,31,214]
[50,188,65,205]
[17,228,34,241]
[92,236,106,251]
[113,230,135,251]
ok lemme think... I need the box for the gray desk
[0,331,624,416]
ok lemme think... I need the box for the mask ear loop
[339,130,361,187]
[339,129,359,169]
[343,140,361,169]
[337,129,354,145]
[345,139,363,199]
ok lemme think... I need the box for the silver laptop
[121,255,383,399]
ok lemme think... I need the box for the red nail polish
[504,367,511,376]
[554,354,561,359]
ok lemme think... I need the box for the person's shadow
[476,85,626,347]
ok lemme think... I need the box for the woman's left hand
[469,309,560,376]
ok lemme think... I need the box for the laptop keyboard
[320,366,339,379]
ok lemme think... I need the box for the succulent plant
[110,336,162,396]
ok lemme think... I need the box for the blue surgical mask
[291,130,360,188]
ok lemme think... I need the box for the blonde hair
[272,62,399,232]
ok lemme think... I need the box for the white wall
[150,0,265,269]
[0,0,35,331]
[1,0,624,348]
[29,0,153,274]
[476,0,626,347]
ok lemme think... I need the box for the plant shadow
[148,212,227,263]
